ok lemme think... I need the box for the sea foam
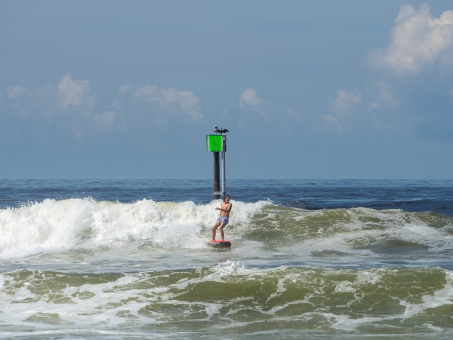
[0,198,268,259]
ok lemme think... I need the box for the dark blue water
[1,179,452,215]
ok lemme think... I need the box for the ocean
[0,179,452,339]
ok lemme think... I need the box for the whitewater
[0,179,452,339]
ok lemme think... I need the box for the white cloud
[370,4,453,75]
[118,84,132,97]
[57,74,95,110]
[286,107,303,122]
[6,85,30,99]
[375,81,398,106]
[333,88,361,113]
[327,81,400,133]
[94,111,116,130]
[131,84,202,120]
[239,88,264,114]
[323,114,344,133]
[4,77,202,134]
[368,81,399,111]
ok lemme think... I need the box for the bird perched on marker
[214,126,229,134]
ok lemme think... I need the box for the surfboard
[207,240,231,248]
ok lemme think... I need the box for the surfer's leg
[212,221,220,240]
[219,223,225,241]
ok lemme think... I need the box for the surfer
[211,195,232,241]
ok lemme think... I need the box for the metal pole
[213,152,221,199]
[221,134,226,197]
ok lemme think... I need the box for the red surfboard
[207,240,231,248]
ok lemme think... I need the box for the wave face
[2,199,452,264]
[1,179,453,338]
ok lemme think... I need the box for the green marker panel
[206,135,223,152]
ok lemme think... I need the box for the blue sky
[1,0,452,179]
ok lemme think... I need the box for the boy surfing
[211,195,232,241]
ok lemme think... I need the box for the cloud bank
[1,75,203,138]
[57,75,95,111]
[371,4,453,75]
[333,89,362,113]
[239,88,265,114]
[6,86,30,99]
[126,84,202,121]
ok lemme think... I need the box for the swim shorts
[217,216,229,225]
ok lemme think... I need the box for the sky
[1,0,453,179]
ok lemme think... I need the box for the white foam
[0,198,268,259]
[400,269,453,318]
[289,207,453,260]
